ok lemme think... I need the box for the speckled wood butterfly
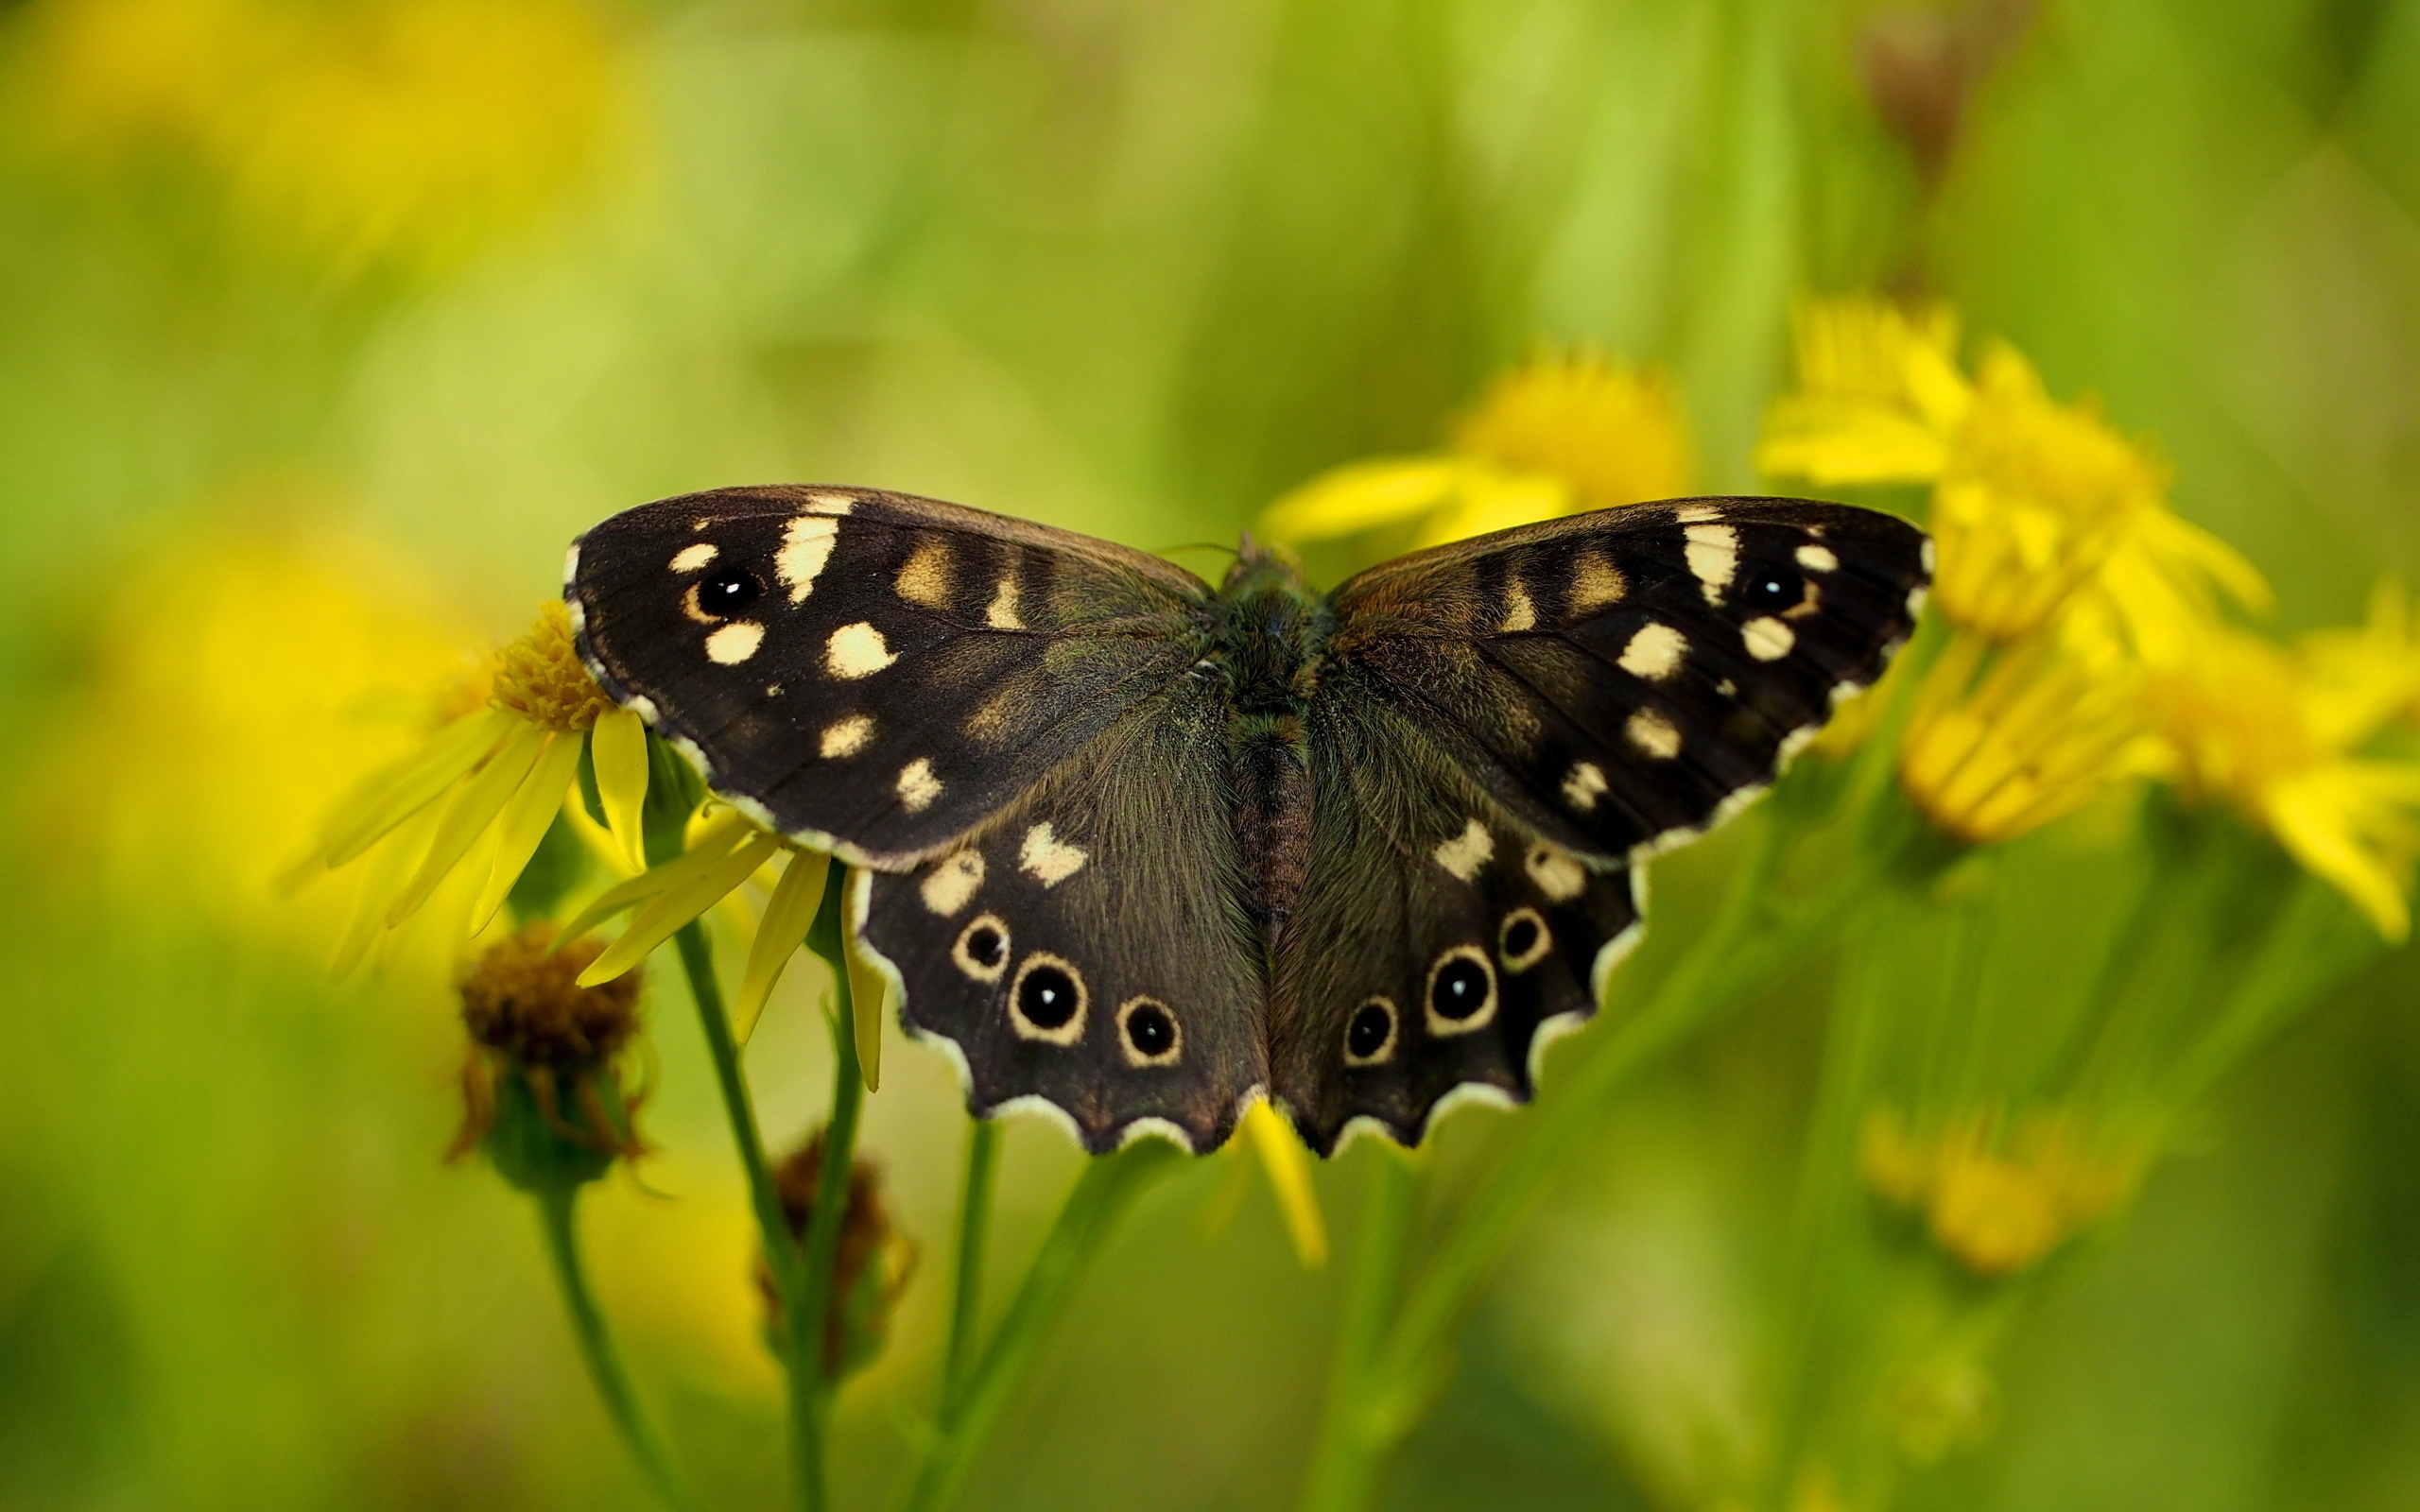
[567,487,1929,1155]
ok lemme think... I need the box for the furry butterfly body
[568,486,1929,1154]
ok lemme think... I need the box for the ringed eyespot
[1116,996,1182,1067]
[696,569,765,618]
[952,914,1011,983]
[1498,907,1551,972]
[1008,954,1087,1044]
[1343,996,1398,1067]
[1424,946,1496,1036]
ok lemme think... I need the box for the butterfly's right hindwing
[568,487,1208,865]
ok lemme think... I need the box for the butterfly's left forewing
[1273,498,1928,1150]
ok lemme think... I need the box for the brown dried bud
[450,924,647,1187]
[761,1132,914,1378]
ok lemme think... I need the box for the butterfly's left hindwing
[858,675,1268,1153]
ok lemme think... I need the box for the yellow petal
[1259,459,1459,543]
[1757,400,1952,485]
[847,866,895,1089]
[470,730,585,931]
[1408,466,1571,548]
[328,802,441,977]
[559,809,751,938]
[1243,1100,1327,1269]
[591,705,651,873]
[733,850,829,1042]
[579,831,782,984]
[320,706,512,866]
[385,718,548,926]
[2263,765,2420,942]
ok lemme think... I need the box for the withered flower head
[761,1131,914,1380]
[451,923,647,1191]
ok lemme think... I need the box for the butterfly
[566,486,1928,1156]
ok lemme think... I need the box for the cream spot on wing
[1676,504,1720,523]
[1717,678,1737,696]
[921,850,985,916]
[1432,817,1494,881]
[1785,579,1824,619]
[1526,842,1587,902]
[1627,708,1682,759]
[704,622,764,664]
[895,757,942,813]
[895,539,953,608]
[1685,524,1738,601]
[825,622,897,679]
[1563,761,1609,810]
[1499,577,1537,632]
[966,687,1018,743]
[820,714,873,758]
[985,576,1025,630]
[779,515,840,601]
[1019,822,1088,886]
[802,491,856,515]
[1797,543,1840,573]
[1743,616,1795,661]
[670,542,717,574]
[680,584,717,625]
[1569,552,1627,614]
[1618,622,1686,680]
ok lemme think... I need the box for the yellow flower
[302,600,651,972]
[2297,580,2420,747]
[1242,1101,1327,1267]
[20,523,478,961]
[22,0,624,270]
[2148,621,2420,941]
[1897,618,2163,846]
[1261,348,1693,551]
[1861,1107,2135,1278]
[1759,297,2266,650]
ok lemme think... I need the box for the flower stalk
[535,1184,699,1512]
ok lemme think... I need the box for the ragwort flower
[1262,348,1694,550]
[2148,620,2420,941]
[451,923,648,1191]
[1759,297,2266,652]
[302,601,651,971]
[1860,1107,2136,1278]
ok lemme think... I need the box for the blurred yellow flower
[2148,622,2420,941]
[1760,297,2266,651]
[304,600,651,972]
[1897,620,2162,846]
[2297,580,2420,746]
[1261,349,1693,551]
[19,522,482,963]
[1861,1108,2135,1278]
[22,0,625,269]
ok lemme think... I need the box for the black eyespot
[1503,916,1540,957]
[1347,1001,1393,1060]
[1430,957,1491,1022]
[1744,573,1798,610]
[1017,964,1080,1030]
[1125,1002,1175,1056]
[965,924,1005,968]
[698,570,764,617]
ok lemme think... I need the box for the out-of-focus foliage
[3,2,2418,1511]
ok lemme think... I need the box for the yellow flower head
[302,601,649,969]
[1261,348,1693,552]
[23,0,624,270]
[2149,623,2420,941]
[1861,1107,2135,1278]
[1760,298,2266,650]
[1897,620,2162,846]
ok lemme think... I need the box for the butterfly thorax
[1209,537,1327,952]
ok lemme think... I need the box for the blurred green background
[3,0,2418,1508]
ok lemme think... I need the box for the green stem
[942,1118,1004,1418]
[1297,1151,1424,1512]
[672,920,815,1511]
[900,1142,1184,1512]
[536,1185,699,1512]
[783,861,866,1512]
